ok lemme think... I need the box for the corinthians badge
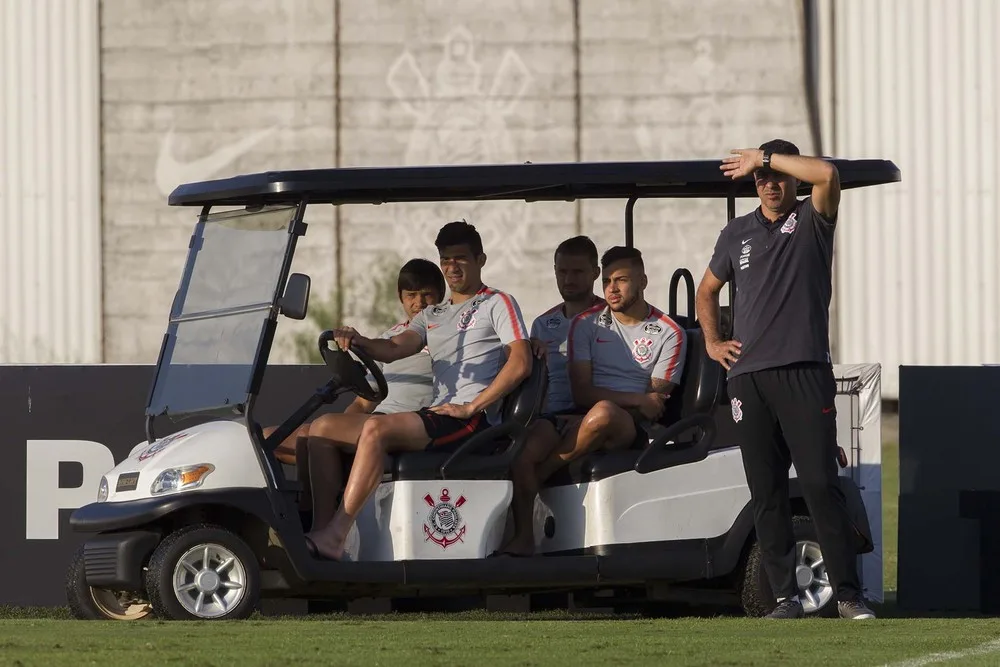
[632,337,654,363]
[423,488,467,549]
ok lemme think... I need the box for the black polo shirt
[708,197,836,379]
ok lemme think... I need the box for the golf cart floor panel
[292,555,600,588]
[403,555,600,587]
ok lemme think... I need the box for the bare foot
[304,531,344,561]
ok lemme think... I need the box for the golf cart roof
[167,159,901,208]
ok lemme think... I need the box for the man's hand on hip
[428,403,477,420]
[707,339,742,371]
[637,392,667,421]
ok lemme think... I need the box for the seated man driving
[498,245,686,556]
[304,220,533,561]
[273,258,445,531]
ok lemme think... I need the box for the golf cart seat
[553,327,724,484]
[391,355,548,481]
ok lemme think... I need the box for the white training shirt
[407,285,528,425]
[369,320,434,414]
[569,304,686,394]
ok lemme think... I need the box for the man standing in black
[696,139,875,620]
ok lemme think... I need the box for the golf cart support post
[68,158,899,621]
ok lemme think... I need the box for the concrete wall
[100,0,814,363]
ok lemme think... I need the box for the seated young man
[496,235,604,557]
[498,245,686,556]
[304,220,533,561]
[271,258,445,531]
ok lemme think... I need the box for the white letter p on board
[26,440,114,540]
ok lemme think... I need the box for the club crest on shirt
[457,308,477,331]
[632,337,653,363]
[598,310,613,328]
[780,212,798,234]
[731,397,743,423]
[643,322,663,335]
[432,304,448,315]
[544,316,562,329]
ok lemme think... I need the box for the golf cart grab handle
[633,413,717,474]
[438,420,525,480]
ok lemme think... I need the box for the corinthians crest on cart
[423,488,467,549]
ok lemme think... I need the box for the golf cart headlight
[151,464,215,496]
[97,476,109,503]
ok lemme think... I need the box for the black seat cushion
[388,358,549,481]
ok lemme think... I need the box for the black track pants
[727,362,860,602]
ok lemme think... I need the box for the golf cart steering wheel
[317,331,389,403]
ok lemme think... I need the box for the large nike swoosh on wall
[155,126,277,197]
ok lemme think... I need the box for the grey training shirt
[530,298,605,413]
[407,286,528,425]
[708,196,836,378]
[369,321,434,414]
[569,304,686,394]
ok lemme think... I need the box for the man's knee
[358,416,390,448]
[581,401,622,434]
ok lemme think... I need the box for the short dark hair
[554,235,598,266]
[758,138,800,156]
[601,245,644,271]
[397,258,445,300]
[434,220,483,256]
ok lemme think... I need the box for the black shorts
[539,409,586,436]
[416,407,490,450]
[626,409,659,449]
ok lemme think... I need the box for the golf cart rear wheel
[66,544,153,621]
[145,523,260,621]
[738,515,836,617]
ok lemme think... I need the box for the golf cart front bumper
[70,489,276,533]
[80,530,162,590]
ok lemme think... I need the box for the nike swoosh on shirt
[155,126,278,197]
[741,238,752,244]
[596,338,613,343]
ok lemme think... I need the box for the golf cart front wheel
[66,544,153,621]
[738,515,837,617]
[145,523,260,621]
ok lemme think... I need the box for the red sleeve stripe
[492,290,526,340]
[652,308,685,380]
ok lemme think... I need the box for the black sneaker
[838,597,876,619]
[765,598,804,619]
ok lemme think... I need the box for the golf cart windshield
[146,205,297,420]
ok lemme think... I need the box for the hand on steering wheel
[317,330,388,403]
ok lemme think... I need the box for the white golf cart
[65,159,899,621]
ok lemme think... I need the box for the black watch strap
[762,150,772,168]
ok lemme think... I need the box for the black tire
[737,515,837,617]
[145,523,260,621]
[66,543,154,621]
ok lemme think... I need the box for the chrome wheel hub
[795,539,833,613]
[172,543,246,618]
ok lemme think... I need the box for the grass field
[3,613,1000,666]
[2,421,995,666]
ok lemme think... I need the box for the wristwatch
[762,149,772,168]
